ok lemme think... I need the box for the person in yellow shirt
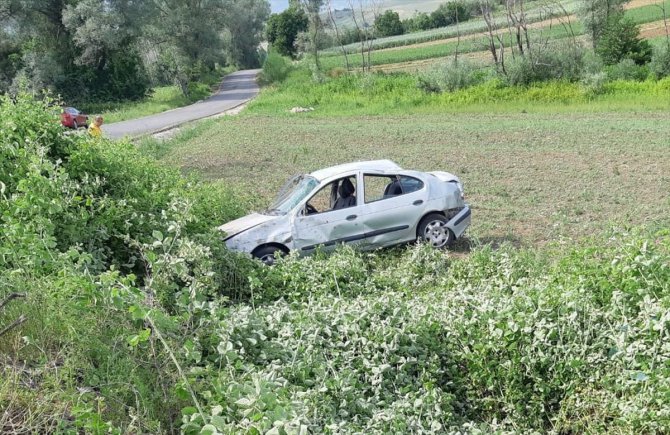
[88,116,104,137]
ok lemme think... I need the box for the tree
[299,0,325,70]
[326,0,350,70]
[596,14,652,65]
[375,10,403,37]
[222,0,271,68]
[402,12,432,32]
[578,0,627,49]
[266,6,308,58]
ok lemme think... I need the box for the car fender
[224,214,293,254]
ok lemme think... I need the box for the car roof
[310,160,403,181]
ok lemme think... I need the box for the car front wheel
[418,213,454,248]
[252,246,287,265]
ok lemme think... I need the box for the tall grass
[246,67,670,116]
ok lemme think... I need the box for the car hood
[218,213,278,239]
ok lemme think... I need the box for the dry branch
[0,293,26,311]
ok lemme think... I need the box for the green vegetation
[0,0,268,105]
[376,10,405,37]
[4,95,670,433]
[266,5,309,58]
[321,0,670,70]
[145,70,670,246]
[597,15,653,65]
[3,0,670,431]
[243,67,670,118]
[82,71,228,124]
[136,61,670,431]
[322,0,583,55]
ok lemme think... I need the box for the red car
[61,107,89,129]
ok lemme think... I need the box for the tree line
[0,0,270,103]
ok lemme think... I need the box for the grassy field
[142,97,670,248]
[322,0,670,69]
[324,0,582,55]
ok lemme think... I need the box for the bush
[503,46,586,86]
[650,43,670,78]
[596,15,652,66]
[259,51,292,84]
[418,59,486,93]
[187,229,670,433]
[0,93,252,432]
[186,82,210,100]
[605,58,650,81]
[581,71,608,95]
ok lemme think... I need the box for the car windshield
[266,174,319,215]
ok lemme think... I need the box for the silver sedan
[219,160,471,264]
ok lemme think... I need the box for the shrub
[418,59,485,93]
[650,43,670,78]
[186,82,210,100]
[605,58,650,81]
[186,229,670,433]
[596,15,652,66]
[503,46,586,86]
[0,93,251,432]
[259,51,292,84]
[581,71,608,95]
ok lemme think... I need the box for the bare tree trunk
[312,24,321,70]
[481,0,500,66]
[327,0,351,70]
[454,6,461,64]
[658,0,670,48]
[497,35,507,75]
[348,0,368,71]
[505,0,518,58]
[366,0,384,71]
[520,0,530,53]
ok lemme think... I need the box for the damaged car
[219,160,471,264]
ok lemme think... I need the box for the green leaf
[199,424,218,435]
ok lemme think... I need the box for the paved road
[103,69,260,139]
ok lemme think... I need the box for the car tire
[418,213,454,249]
[73,120,79,129]
[252,246,287,265]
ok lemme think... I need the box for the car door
[359,173,427,248]
[291,173,366,253]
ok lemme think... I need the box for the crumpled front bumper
[446,205,471,239]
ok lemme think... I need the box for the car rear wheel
[252,246,287,265]
[418,213,454,248]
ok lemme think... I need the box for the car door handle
[346,215,357,221]
[413,200,424,206]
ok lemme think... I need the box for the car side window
[398,175,424,194]
[364,174,424,203]
[305,176,357,215]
